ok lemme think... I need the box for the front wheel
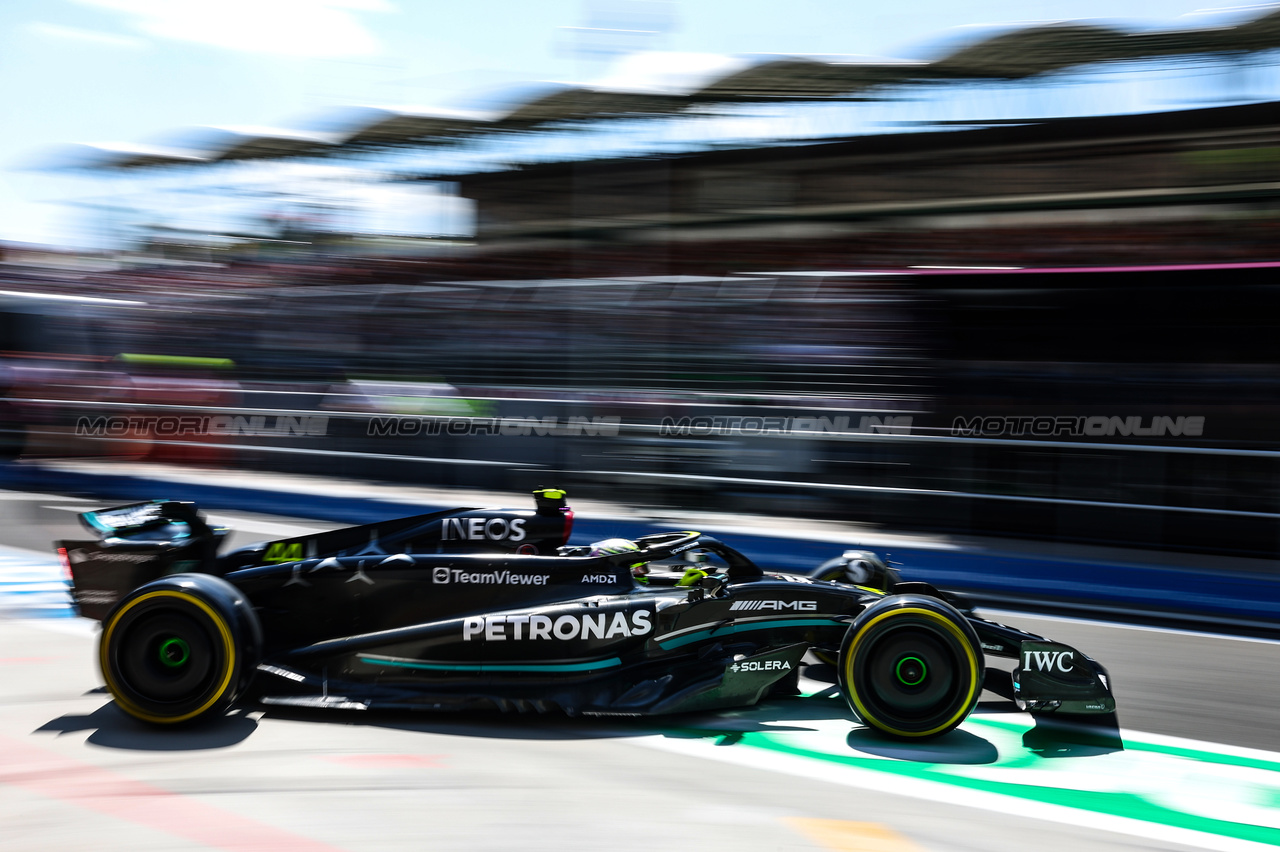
[837,594,983,739]
[99,574,260,725]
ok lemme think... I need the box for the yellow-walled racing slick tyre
[837,594,983,739]
[99,574,261,725]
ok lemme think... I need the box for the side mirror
[684,571,727,602]
[700,573,728,598]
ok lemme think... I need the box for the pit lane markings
[785,818,923,851]
[0,732,350,852]
[640,706,1280,852]
[0,545,71,619]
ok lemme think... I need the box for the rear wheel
[100,575,258,725]
[837,595,983,739]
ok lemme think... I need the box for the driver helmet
[589,537,638,556]
[844,557,875,585]
[589,538,647,576]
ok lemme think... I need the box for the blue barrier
[7,463,1278,630]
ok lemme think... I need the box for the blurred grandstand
[6,12,1280,556]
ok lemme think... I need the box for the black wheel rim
[853,619,971,733]
[110,603,223,709]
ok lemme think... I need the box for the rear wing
[58,500,223,620]
[59,489,579,619]
[77,500,215,538]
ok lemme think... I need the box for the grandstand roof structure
[38,7,1280,171]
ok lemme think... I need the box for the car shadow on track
[845,726,1001,764]
[1020,713,1124,758]
[35,703,258,750]
[45,661,1121,763]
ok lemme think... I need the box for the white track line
[980,607,1280,646]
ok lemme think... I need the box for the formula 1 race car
[58,490,1115,738]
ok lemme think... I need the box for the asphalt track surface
[2,491,1278,852]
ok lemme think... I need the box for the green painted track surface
[645,686,1280,852]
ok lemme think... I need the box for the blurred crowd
[1,213,1277,406]
[2,212,1279,554]
[5,216,1280,297]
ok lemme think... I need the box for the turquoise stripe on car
[358,655,623,673]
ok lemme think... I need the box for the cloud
[594,52,751,94]
[75,0,393,57]
[28,21,149,49]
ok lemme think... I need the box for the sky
[0,0,1267,247]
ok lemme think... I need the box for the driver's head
[588,538,647,576]
[588,537,637,557]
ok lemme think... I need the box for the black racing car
[57,489,1114,738]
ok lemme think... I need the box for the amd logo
[1023,650,1074,673]
[581,574,614,584]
